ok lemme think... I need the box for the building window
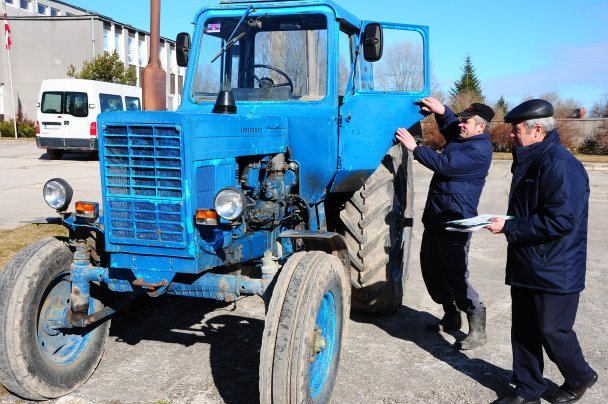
[138,38,146,66]
[170,47,176,73]
[170,74,176,94]
[66,12,74,17]
[50,7,60,16]
[159,42,167,70]
[178,75,183,95]
[5,0,14,5]
[103,22,111,52]
[37,4,48,14]
[128,33,136,64]
[114,27,123,57]
[20,0,31,11]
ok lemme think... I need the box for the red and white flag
[4,13,12,50]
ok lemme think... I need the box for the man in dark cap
[396,97,494,350]
[486,99,596,404]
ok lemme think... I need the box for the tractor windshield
[192,13,327,103]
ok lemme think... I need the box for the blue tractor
[0,0,429,401]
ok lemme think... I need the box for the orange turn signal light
[75,201,99,221]
[196,209,218,225]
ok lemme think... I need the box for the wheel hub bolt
[310,328,326,362]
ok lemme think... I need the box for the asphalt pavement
[1,139,607,403]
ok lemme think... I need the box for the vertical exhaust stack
[142,0,166,110]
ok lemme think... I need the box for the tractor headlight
[214,188,247,221]
[43,178,73,212]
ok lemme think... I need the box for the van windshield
[41,91,89,117]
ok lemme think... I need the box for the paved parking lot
[1,139,607,403]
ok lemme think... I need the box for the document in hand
[445,214,513,232]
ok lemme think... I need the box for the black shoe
[494,394,540,404]
[425,311,461,332]
[550,369,598,403]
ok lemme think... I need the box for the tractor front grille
[102,124,187,248]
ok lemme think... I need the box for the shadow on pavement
[39,151,99,161]
[109,295,263,404]
[351,305,515,401]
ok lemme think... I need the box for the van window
[125,96,141,111]
[65,92,88,117]
[41,92,63,113]
[100,93,124,112]
[41,91,88,117]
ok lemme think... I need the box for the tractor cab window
[192,13,327,103]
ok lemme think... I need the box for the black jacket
[413,106,492,229]
[503,130,590,293]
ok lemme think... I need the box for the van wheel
[46,149,64,160]
[339,144,414,314]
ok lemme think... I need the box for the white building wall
[1,0,185,121]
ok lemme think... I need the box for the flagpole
[3,9,17,138]
[6,42,17,138]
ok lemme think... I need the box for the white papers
[445,214,513,232]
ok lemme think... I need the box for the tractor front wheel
[260,251,350,403]
[0,237,110,400]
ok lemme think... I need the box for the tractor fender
[278,230,350,272]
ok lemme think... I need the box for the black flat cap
[504,99,554,123]
[457,103,495,122]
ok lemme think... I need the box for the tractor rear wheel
[339,144,414,314]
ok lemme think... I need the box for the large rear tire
[0,237,110,400]
[339,144,414,314]
[260,251,350,403]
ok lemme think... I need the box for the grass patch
[0,224,67,397]
[0,224,67,271]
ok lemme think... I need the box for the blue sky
[68,0,608,110]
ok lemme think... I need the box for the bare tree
[590,92,608,118]
[373,40,424,92]
[537,92,581,119]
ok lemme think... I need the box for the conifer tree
[450,55,483,100]
[496,96,508,115]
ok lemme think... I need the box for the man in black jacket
[397,97,494,350]
[486,99,597,404]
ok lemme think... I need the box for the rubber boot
[426,303,462,332]
[456,308,487,350]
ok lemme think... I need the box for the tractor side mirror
[176,32,191,67]
[363,23,383,62]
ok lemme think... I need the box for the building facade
[0,0,185,122]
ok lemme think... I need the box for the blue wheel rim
[37,273,95,366]
[309,291,337,398]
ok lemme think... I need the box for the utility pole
[142,0,166,110]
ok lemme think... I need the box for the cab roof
[195,0,360,28]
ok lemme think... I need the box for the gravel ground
[1,141,607,403]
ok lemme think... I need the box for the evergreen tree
[450,55,483,99]
[496,96,508,115]
[67,51,137,85]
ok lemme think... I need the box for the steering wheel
[239,64,294,92]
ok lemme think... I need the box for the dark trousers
[420,228,484,315]
[511,287,593,400]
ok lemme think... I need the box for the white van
[36,79,142,159]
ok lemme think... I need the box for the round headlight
[214,188,247,221]
[43,178,73,211]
